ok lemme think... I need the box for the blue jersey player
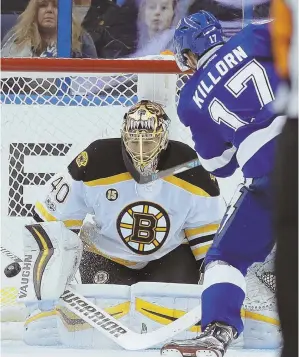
[161,11,286,357]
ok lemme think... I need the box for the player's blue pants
[201,176,275,335]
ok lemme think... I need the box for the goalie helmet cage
[0,56,193,337]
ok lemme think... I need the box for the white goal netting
[1,61,192,241]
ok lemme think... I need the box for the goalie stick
[61,286,202,350]
[2,245,202,350]
[137,157,201,184]
[121,144,201,185]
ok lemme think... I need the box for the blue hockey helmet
[174,11,225,71]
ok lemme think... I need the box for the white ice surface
[1,341,280,357]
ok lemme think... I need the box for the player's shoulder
[234,21,272,50]
[241,21,272,36]
[163,141,220,197]
[68,138,127,182]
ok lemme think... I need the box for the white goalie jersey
[34,138,226,268]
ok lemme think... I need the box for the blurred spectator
[253,1,270,20]
[73,0,91,23]
[73,0,90,4]
[132,0,188,57]
[187,0,242,38]
[1,0,97,58]
[1,0,29,41]
[1,0,29,13]
[188,0,242,21]
[187,0,270,39]
[82,0,138,58]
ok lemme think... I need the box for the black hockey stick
[137,157,201,184]
[121,144,202,185]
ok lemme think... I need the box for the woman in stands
[1,0,96,58]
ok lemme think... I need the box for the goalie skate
[161,322,237,357]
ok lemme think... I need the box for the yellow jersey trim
[185,224,219,238]
[163,176,210,197]
[192,244,211,258]
[84,173,133,186]
[35,202,83,228]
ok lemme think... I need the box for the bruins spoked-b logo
[94,271,109,284]
[117,201,170,255]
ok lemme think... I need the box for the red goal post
[0,56,194,337]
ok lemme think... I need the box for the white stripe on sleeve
[236,115,286,171]
[197,146,237,172]
[203,264,246,293]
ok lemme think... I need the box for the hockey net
[0,56,193,338]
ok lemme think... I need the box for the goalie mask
[121,100,170,176]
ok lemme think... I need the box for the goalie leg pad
[57,284,130,349]
[243,246,282,349]
[18,221,82,302]
[55,282,203,349]
[24,301,61,346]
[25,281,281,349]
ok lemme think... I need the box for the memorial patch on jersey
[117,201,170,255]
[76,151,88,167]
[106,189,118,201]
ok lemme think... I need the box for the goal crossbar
[1,57,192,74]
